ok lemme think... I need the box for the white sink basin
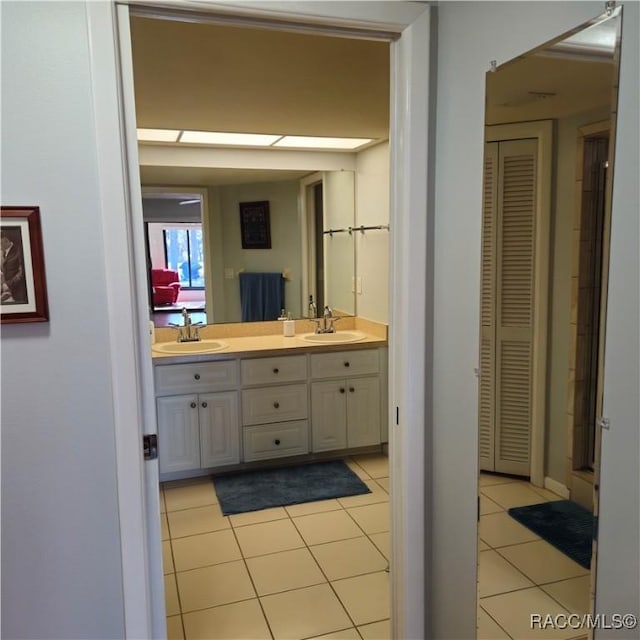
[152,339,228,355]
[298,331,367,344]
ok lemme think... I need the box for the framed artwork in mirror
[239,200,271,249]
[1,206,49,323]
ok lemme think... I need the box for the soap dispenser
[283,312,295,337]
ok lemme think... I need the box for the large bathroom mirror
[142,167,356,326]
[476,7,621,636]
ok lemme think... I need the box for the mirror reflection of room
[476,8,621,639]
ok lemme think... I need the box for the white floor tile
[285,499,343,518]
[293,509,363,546]
[369,532,390,560]
[358,619,391,640]
[478,550,533,598]
[166,615,184,640]
[167,504,230,539]
[481,587,571,639]
[337,479,389,509]
[176,560,255,612]
[479,512,540,548]
[182,599,271,640]
[346,502,390,534]
[261,583,352,640]
[165,481,218,511]
[477,607,510,640]
[480,494,504,515]
[171,529,241,572]
[234,518,305,558]
[497,540,589,585]
[162,540,174,574]
[481,482,552,510]
[164,574,180,617]
[351,454,388,479]
[246,547,326,596]
[310,536,387,580]
[229,506,289,527]
[308,629,361,640]
[541,576,591,614]
[332,571,390,626]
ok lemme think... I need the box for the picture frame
[1,206,49,323]
[239,200,271,249]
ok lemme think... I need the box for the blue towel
[239,272,284,322]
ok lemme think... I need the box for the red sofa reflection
[151,268,181,305]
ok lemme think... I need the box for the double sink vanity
[151,318,388,481]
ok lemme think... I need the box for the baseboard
[544,476,570,499]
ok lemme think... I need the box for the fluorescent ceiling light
[274,136,372,150]
[180,131,281,146]
[137,128,181,142]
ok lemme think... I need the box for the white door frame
[87,2,433,638]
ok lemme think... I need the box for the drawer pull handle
[344,361,350,368]
[201,402,208,408]
[190,402,197,409]
[273,401,280,409]
[349,387,355,393]
[273,368,279,374]
[194,373,201,380]
[274,439,281,445]
[339,387,345,394]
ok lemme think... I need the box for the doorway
[104,4,432,638]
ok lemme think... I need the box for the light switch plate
[357,277,363,294]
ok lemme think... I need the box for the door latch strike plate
[597,416,610,431]
[143,434,158,460]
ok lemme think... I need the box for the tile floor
[477,472,591,640]
[161,453,390,640]
[161,459,592,640]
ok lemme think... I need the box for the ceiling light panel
[137,128,181,142]
[180,131,282,146]
[274,136,372,150]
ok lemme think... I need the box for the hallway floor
[161,453,390,640]
[477,473,591,640]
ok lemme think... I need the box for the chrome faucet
[313,305,337,334]
[169,308,203,342]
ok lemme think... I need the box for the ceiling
[130,16,390,140]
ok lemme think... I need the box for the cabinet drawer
[310,349,379,379]
[241,354,307,387]
[155,360,238,396]
[243,420,309,461]
[241,384,308,426]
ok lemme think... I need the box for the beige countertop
[151,331,387,364]
[151,317,388,364]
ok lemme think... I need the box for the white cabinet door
[347,377,381,448]
[311,380,347,451]
[199,391,240,468]
[157,395,200,474]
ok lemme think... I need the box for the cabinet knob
[194,373,201,380]
[190,402,197,409]
[274,439,281,445]
[344,361,350,368]
[273,401,280,409]
[201,402,208,408]
[349,387,355,393]
[339,387,345,394]
[273,368,279,374]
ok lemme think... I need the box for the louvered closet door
[479,143,498,471]
[495,139,537,476]
[479,139,537,475]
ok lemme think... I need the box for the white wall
[355,142,390,322]
[433,2,638,638]
[0,2,125,638]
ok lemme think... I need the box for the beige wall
[546,105,610,485]
[206,180,301,323]
[355,141,390,323]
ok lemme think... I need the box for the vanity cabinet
[155,361,240,474]
[310,350,381,452]
[153,346,385,478]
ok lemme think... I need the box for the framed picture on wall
[239,200,271,249]
[1,206,49,323]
